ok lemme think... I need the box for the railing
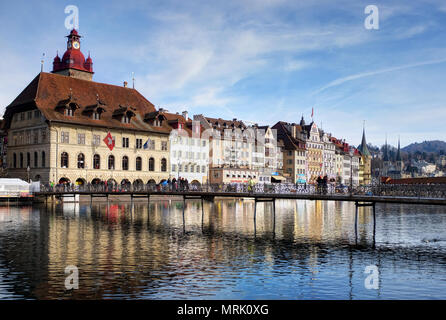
[35,182,446,199]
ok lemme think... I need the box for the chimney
[291,125,297,138]
[182,111,189,121]
[123,81,128,88]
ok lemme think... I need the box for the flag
[311,107,314,118]
[103,132,115,151]
[143,139,149,149]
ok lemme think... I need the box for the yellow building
[3,30,171,186]
[358,128,372,185]
[304,122,323,183]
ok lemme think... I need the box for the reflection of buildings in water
[0,199,384,299]
[0,205,50,298]
[42,202,176,298]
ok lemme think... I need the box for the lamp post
[27,166,30,183]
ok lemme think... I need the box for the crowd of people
[40,176,345,195]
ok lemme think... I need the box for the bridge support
[182,196,186,233]
[254,197,276,238]
[354,201,376,246]
[201,197,204,232]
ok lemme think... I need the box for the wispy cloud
[313,58,446,95]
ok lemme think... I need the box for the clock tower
[52,29,94,81]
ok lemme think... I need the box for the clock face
[67,41,72,49]
[72,41,80,49]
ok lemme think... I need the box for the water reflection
[0,198,446,299]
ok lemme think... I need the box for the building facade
[272,121,307,184]
[3,30,171,186]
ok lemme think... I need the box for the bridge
[32,183,446,247]
[33,182,446,206]
[34,189,446,206]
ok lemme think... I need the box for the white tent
[0,178,31,197]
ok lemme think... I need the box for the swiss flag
[103,132,115,151]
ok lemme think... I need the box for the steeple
[299,115,305,126]
[383,135,389,162]
[396,136,401,161]
[358,125,371,158]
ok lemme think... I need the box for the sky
[0,0,445,148]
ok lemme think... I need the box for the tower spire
[383,133,389,162]
[358,122,371,157]
[396,135,401,161]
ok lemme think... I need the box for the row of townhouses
[0,29,371,187]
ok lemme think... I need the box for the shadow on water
[1,199,446,299]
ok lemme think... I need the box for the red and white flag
[103,132,115,151]
[311,107,314,118]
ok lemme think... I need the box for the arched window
[13,153,17,168]
[93,154,100,169]
[122,156,129,170]
[77,153,85,168]
[136,157,142,171]
[41,151,45,168]
[26,152,30,168]
[34,152,38,168]
[148,157,155,171]
[161,158,167,172]
[61,152,69,168]
[20,153,23,168]
[108,155,115,170]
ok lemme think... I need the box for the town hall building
[3,29,172,186]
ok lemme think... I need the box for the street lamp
[27,166,30,183]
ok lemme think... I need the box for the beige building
[3,30,171,186]
[194,115,261,184]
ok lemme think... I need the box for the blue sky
[1,0,446,148]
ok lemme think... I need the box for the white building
[169,113,209,184]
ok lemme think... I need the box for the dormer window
[62,102,78,116]
[56,96,79,116]
[83,102,106,120]
[122,115,130,123]
[113,106,135,123]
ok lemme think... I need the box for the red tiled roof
[4,72,171,134]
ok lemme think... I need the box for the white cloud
[313,58,446,95]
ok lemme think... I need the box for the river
[0,198,445,299]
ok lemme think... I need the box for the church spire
[396,136,401,161]
[358,123,371,157]
[383,134,389,162]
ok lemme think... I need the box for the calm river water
[0,198,446,299]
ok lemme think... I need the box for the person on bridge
[248,178,255,194]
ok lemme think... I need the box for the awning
[271,175,286,181]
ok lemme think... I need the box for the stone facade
[7,110,170,184]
